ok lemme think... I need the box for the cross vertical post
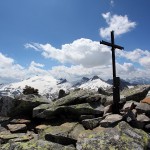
[100,31,124,114]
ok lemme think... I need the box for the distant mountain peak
[57,79,67,85]
[82,77,90,81]
[91,75,100,80]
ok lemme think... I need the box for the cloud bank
[1,37,150,83]
[1,12,148,84]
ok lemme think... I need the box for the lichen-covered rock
[39,122,85,146]
[33,89,101,119]
[1,139,76,150]
[121,85,150,102]
[77,121,150,150]
[0,132,33,144]
[0,95,49,117]
[100,114,122,127]
[53,89,95,106]
[35,103,104,119]
[82,117,103,129]
[86,94,106,104]
[33,103,51,118]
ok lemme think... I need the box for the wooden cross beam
[100,31,124,114]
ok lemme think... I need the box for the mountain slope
[79,76,111,91]
[107,78,134,90]
[0,75,112,99]
[0,75,72,100]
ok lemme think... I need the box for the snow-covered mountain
[73,77,90,87]
[79,76,111,91]
[107,78,134,90]
[0,75,72,100]
[0,75,112,100]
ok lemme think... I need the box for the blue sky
[1,0,150,83]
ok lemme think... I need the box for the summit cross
[100,31,124,114]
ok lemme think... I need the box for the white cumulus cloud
[25,38,112,68]
[100,12,136,39]
[117,48,150,68]
[0,52,26,83]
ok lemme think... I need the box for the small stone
[82,117,103,129]
[100,114,122,127]
[7,124,27,133]
[35,124,48,132]
[122,101,136,112]
[10,119,31,124]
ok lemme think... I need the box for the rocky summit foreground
[0,85,150,149]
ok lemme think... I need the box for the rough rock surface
[82,117,103,129]
[100,114,123,127]
[1,139,76,150]
[136,103,150,116]
[0,95,49,117]
[0,86,150,150]
[121,85,150,102]
[77,121,150,150]
[7,124,27,133]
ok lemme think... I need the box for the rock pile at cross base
[0,85,150,149]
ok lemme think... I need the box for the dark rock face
[0,95,49,117]
[0,86,150,150]
[91,75,100,80]
[58,89,66,99]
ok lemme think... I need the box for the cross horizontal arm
[100,40,124,50]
